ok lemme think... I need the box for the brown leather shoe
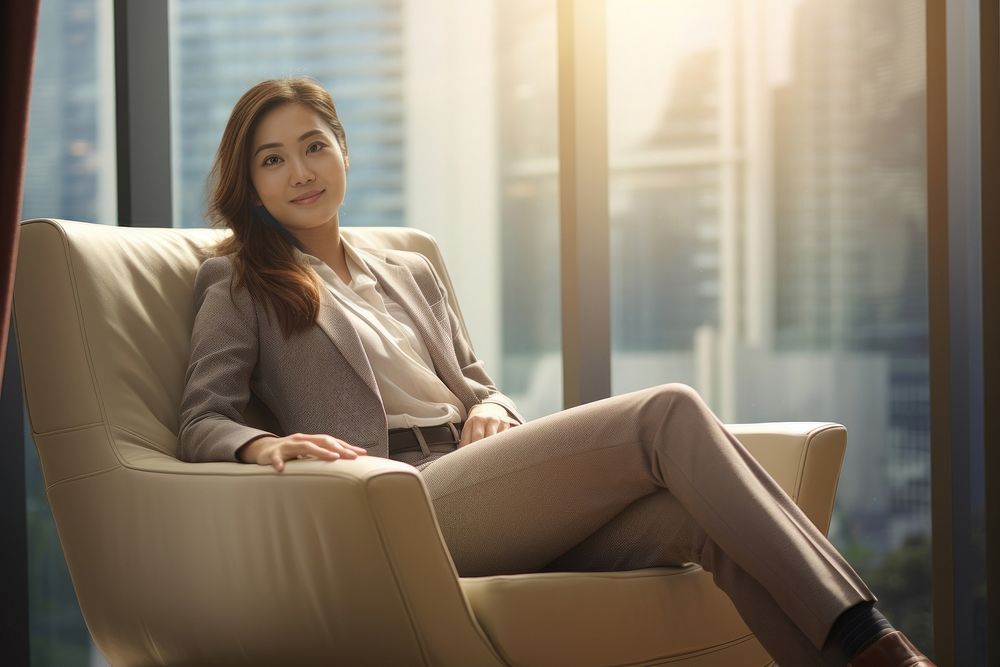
[849,631,936,666]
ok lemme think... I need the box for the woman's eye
[307,141,327,153]
[262,155,281,167]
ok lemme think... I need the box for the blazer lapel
[361,251,480,409]
[313,283,382,399]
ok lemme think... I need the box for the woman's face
[249,102,348,233]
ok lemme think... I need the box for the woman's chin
[281,210,341,231]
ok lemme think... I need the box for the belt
[388,422,464,457]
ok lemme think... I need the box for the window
[607,0,932,650]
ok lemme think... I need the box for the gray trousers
[393,383,875,666]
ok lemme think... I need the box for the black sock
[827,601,895,659]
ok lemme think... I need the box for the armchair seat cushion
[462,566,771,667]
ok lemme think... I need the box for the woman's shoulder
[193,254,237,292]
[191,254,256,312]
[196,252,237,275]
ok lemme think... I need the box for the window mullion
[557,0,610,408]
[114,0,172,228]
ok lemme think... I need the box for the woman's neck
[293,223,350,282]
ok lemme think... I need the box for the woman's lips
[290,189,324,205]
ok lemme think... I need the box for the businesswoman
[178,77,932,667]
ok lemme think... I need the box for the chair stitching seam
[45,463,120,490]
[606,632,756,666]
[31,420,104,436]
[114,424,171,454]
[793,428,810,500]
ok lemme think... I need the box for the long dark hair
[206,76,349,337]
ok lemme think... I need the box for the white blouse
[306,239,468,430]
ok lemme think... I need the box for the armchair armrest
[728,422,847,535]
[52,453,503,666]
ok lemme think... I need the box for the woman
[178,77,933,667]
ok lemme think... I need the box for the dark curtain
[1,0,41,377]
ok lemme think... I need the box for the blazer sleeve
[177,256,279,462]
[416,254,527,426]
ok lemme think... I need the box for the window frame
[114,0,172,227]
[927,0,998,662]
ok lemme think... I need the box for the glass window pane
[22,0,117,664]
[169,0,560,419]
[608,0,932,652]
[23,0,116,225]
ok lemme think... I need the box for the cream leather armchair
[14,218,848,666]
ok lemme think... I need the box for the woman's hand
[237,433,367,472]
[459,403,518,448]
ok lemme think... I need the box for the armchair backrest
[14,218,469,482]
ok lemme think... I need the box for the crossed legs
[419,383,874,665]
[541,489,851,666]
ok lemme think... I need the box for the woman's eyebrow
[253,129,326,157]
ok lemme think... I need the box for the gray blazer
[178,244,525,463]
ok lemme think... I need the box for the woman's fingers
[259,433,370,471]
[464,415,514,446]
[458,422,474,447]
[461,418,497,447]
[276,436,369,470]
[303,442,344,459]
[341,442,368,454]
[290,442,347,464]
[303,434,368,456]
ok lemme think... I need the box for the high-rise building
[613,49,723,353]
[774,0,929,552]
[23,0,115,225]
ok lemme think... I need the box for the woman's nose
[289,159,315,186]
